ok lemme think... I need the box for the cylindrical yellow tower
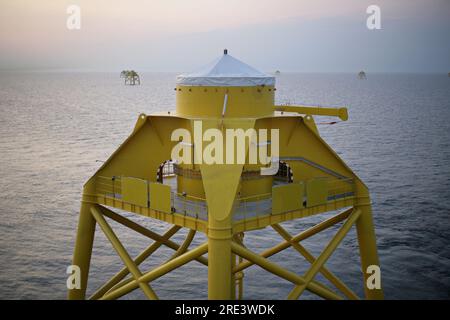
[173,49,276,200]
[176,49,275,118]
[174,50,277,299]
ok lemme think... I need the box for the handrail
[93,175,355,221]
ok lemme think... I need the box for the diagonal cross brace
[101,242,209,300]
[98,205,208,266]
[234,208,353,273]
[90,206,159,300]
[231,241,343,300]
[271,223,359,300]
[287,208,362,300]
[90,225,181,300]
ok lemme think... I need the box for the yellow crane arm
[275,105,348,121]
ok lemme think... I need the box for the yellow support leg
[198,154,246,300]
[68,200,96,300]
[355,201,384,300]
[208,222,232,299]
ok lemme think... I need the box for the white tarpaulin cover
[176,51,275,87]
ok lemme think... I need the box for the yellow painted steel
[121,176,149,207]
[233,208,353,273]
[275,105,348,121]
[68,201,96,300]
[101,242,209,300]
[271,223,359,300]
[272,183,304,215]
[200,162,244,299]
[306,178,328,207]
[149,182,171,213]
[287,208,362,299]
[355,192,384,299]
[230,242,343,300]
[69,54,383,300]
[90,206,159,300]
[176,174,205,199]
[166,229,196,261]
[89,225,181,300]
[176,86,274,118]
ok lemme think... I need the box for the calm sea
[0,72,449,299]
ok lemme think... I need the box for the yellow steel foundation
[68,51,383,300]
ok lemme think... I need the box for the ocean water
[0,72,449,300]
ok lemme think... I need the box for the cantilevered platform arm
[275,105,348,121]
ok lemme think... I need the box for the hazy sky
[0,0,449,72]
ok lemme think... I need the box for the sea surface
[0,72,449,299]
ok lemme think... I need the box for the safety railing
[233,193,272,221]
[96,175,122,199]
[326,177,355,201]
[93,175,355,222]
[162,161,175,178]
[171,192,208,220]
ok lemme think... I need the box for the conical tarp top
[176,50,275,87]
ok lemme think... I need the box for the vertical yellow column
[208,214,233,299]
[355,183,384,300]
[68,185,97,300]
[198,119,253,300]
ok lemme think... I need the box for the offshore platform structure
[120,70,141,85]
[69,50,383,300]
